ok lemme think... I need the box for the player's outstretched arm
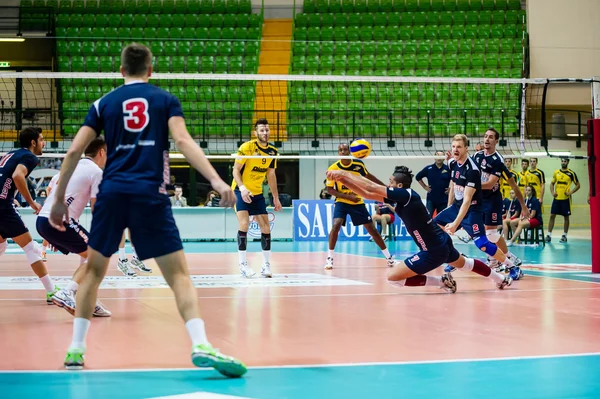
[327,170,386,202]
[169,116,234,207]
[49,126,97,230]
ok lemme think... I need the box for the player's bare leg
[11,232,58,303]
[387,260,456,293]
[325,218,344,269]
[363,222,394,266]
[155,250,247,377]
[52,249,111,317]
[254,213,272,278]
[64,248,110,369]
[235,210,255,277]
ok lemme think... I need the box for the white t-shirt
[39,158,103,221]
[47,173,59,193]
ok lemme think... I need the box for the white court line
[0,285,598,302]
[1,351,600,374]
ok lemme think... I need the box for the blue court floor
[1,234,597,399]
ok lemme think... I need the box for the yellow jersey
[326,159,369,205]
[528,168,546,194]
[500,169,517,199]
[231,140,278,196]
[516,170,532,195]
[552,168,578,200]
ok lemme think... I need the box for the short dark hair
[174,185,182,190]
[392,166,413,188]
[19,127,42,148]
[522,159,530,164]
[530,157,538,162]
[486,127,500,140]
[84,135,106,157]
[121,43,152,76]
[254,118,269,129]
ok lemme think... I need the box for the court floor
[0,236,598,399]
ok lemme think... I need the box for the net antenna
[0,71,558,158]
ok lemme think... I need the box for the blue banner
[292,200,413,241]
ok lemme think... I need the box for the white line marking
[1,351,600,374]
[147,393,256,399]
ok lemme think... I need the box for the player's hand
[30,202,42,215]
[444,222,458,235]
[565,190,571,196]
[326,170,344,181]
[445,150,452,161]
[521,207,531,219]
[553,192,558,198]
[240,188,253,204]
[49,202,69,232]
[211,180,235,208]
[273,198,282,211]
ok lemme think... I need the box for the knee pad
[486,229,501,243]
[23,240,42,265]
[474,236,498,257]
[0,240,7,256]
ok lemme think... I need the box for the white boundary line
[1,351,600,374]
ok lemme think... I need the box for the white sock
[118,247,126,260]
[69,317,91,350]
[425,275,442,286]
[185,318,209,346]
[381,248,391,258]
[328,249,334,258]
[238,250,246,264]
[490,270,505,284]
[461,257,475,272]
[562,232,567,237]
[42,245,47,252]
[503,256,514,267]
[40,274,54,292]
[263,250,271,264]
[66,280,79,292]
[506,251,515,259]
[548,231,553,237]
[132,246,138,258]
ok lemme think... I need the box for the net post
[591,76,600,273]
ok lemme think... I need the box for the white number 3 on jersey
[123,98,150,132]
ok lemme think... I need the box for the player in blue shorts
[0,127,59,303]
[471,128,528,279]
[434,134,516,275]
[326,166,512,291]
[49,43,246,377]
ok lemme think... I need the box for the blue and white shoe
[509,266,524,281]
[444,264,456,273]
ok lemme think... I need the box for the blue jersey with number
[83,81,184,195]
[386,187,448,251]
[471,151,511,200]
[0,148,39,208]
[448,156,482,211]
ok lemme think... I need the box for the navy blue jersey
[0,148,39,208]
[506,198,521,217]
[525,197,542,223]
[448,157,482,210]
[415,163,451,203]
[386,187,447,250]
[471,151,511,199]
[83,81,184,195]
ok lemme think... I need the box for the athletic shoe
[46,285,60,305]
[130,256,152,273]
[191,343,247,378]
[117,258,137,277]
[441,273,457,293]
[497,275,513,290]
[261,262,272,278]
[509,266,524,281]
[64,348,85,370]
[386,256,395,267]
[239,261,256,278]
[52,289,76,314]
[324,257,333,270]
[93,300,112,317]
[560,235,567,243]
[444,264,456,273]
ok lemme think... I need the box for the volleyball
[350,138,372,159]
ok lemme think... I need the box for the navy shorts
[405,236,461,275]
[426,200,448,217]
[551,199,571,216]
[333,202,372,226]
[433,203,485,238]
[0,206,28,239]
[235,190,267,216]
[482,193,504,227]
[36,216,89,255]
[88,192,183,261]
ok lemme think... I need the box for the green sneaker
[64,348,85,370]
[46,285,60,305]
[191,344,247,378]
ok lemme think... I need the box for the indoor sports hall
[0,1,599,398]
